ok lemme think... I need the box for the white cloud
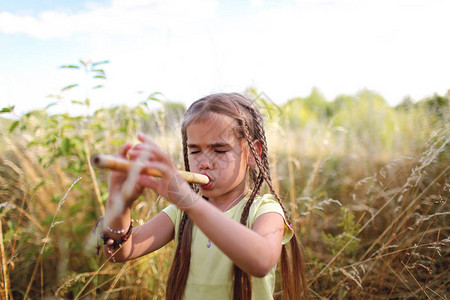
[1,0,449,115]
[250,0,264,7]
[228,0,450,102]
[0,0,218,39]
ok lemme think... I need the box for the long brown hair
[165,93,307,300]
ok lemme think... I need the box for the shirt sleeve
[162,204,181,243]
[162,204,178,224]
[251,194,294,245]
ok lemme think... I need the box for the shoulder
[249,194,285,219]
[248,194,294,244]
[162,204,183,226]
[162,204,184,243]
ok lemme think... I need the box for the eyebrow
[187,142,232,148]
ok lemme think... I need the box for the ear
[247,140,262,167]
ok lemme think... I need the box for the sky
[1,0,449,115]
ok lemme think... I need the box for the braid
[242,101,308,299]
[166,132,195,300]
[232,115,267,300]
[244,103,294,226]
[182,128,198,193]
[166,212,193,300]
[182,133,190,172]
[178,212,189,243]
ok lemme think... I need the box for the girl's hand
[108,143,145,207]
[131,133,199,209]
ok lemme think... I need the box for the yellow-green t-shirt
[162,193,293,300]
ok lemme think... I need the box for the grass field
[0,87,448,299]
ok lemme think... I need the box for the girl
[99,93,307,299]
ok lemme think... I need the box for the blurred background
[0,0,449,299]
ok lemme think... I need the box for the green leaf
[91,60,110,67]
[92,85,103,89]
[71,100,84,105]
[146,92,163,102]
[61,137,72,155]
[74,224,91,234]
[42,246,55,259]
[46,94,62,100]
[50,194,61,205]
[45,102,58,109]
[69,202,84,217]
[33,179,50,192]
[61,84,79,92]
[9,120,19,132]
[110,137,126,146]
[92,69,106,76]
[27,141,40,147]
[0,106,14,113]
[42,215,54,226]
[7,220,15,230]
[59,65,80,69]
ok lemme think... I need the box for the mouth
[199,174,213,190]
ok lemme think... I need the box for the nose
[198,153,213,170]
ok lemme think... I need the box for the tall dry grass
[0,88,448,299]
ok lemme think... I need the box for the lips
[199,174,213,190]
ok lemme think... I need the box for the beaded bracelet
[94,217,133,257]
[106,223,130,234]
[101,221,133,250]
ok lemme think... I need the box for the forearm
[101,208,174,262]
[185,198,281,277]
[101,200,133,261]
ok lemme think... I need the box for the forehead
[186,114,238,144]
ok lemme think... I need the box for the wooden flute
[90,154,210,185]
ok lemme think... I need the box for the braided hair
[165,93,307,300]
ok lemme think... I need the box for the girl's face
[186,114,249,200]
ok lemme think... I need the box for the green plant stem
[0,218,10,300]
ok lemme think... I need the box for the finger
[146,146,173,166]
[136,175,162,191]
[142,160,177,179]
[128,145,155,161]
[137,133,166,154]
[130,143,152,153]
[119,143,133,158]
[130,142,171,166]
[137,132,154,145]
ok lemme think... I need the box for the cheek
[188,156,199,170]
[218,153,239,166]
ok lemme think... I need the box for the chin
[199,187,220,199]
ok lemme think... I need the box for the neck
[210,185,248,211]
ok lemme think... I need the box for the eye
[189,150,200,155]
[215,150,227,154]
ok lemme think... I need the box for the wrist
[106,192,133,215]
[95,218,133,261]
[107,190,136,209]
[104,204,131,234]
[104,220,132,235]
[167,183,201,210]
[176,192,203,212]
